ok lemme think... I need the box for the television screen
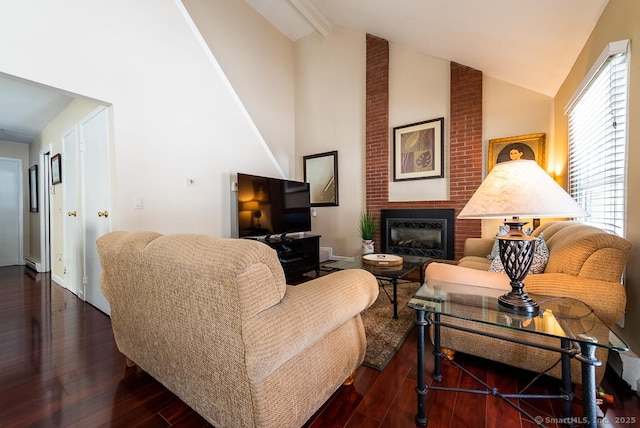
[237,173,312,238]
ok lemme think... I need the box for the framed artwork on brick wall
[488,133,546,172]
[393,117,444,181]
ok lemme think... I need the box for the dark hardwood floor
[1,265,639,427]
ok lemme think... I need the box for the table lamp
[458,160,588,315]
[242,201,261,229]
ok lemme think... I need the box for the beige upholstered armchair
[97,231,379,428]
[425,221,632,384]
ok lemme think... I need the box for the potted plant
[358,210,378,255]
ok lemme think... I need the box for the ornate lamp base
[498,290,539,315]
[497,220,539,317]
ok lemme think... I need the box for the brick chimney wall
[365,34,390,212]
[365,34,482,259]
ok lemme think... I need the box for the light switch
[134,196,144,209]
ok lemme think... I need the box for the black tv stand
[255,234,320,281]
[264,232,294,242]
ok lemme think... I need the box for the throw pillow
[489,233,549,275]
[487,225,509,260]
[487,225,535,260]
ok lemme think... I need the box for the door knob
[68,211,77,217]
[98,211,109,218]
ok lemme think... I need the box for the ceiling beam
[288,0,333,37]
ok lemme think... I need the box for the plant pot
[362,239,374,255]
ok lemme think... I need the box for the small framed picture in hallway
[29,165,38,213]
[393,117,444,181]
[51,153,62,185]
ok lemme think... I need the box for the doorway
[52,107,111,313]
[81,107,111,314]
[63,128,80,296]
[0,157,23,266]
[39,150,51,273]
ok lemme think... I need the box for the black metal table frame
[414,309,603,428]
[378,261,425,319]
[326,258,427,319]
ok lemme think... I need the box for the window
[565,40,629,237]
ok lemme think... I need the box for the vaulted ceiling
[0,0,608,144]
[246,0,609,96]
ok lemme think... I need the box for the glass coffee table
[325,254,429,319]
[408,280,629,428]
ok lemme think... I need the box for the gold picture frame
[487,133,546,172]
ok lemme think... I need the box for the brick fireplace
[365,34,482,260]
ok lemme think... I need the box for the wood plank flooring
[1,265,638,427]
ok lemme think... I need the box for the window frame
[564,39,630,238]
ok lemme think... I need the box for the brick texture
[365,35,482,260]
[365,34,389,212]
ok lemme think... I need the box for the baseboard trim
[24,257,42,272]
[52,274,65,288]
[319,246,331,263]
[329,255,355,261]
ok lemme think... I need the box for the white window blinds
[566,40,629,237]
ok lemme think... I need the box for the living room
[0,0,639,423]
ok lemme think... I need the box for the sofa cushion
[487,225,509,260]
[457,256,492,270]
[489,233,549,275]
[425,262,511,291]
[533,221,632,281]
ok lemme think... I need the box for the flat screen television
[237,173,312,239]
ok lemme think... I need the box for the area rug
[361,281,421,371]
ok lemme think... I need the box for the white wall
[295,28,366,256]
[294,33,452,256]
[389,45,450,202]
[2,0,557,262]
[294,27,555,255]
[484,76,554,170]
[481,76,554,237]
[0,0,292,248]
[182,0,296,177]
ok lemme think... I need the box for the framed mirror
[303,150,338,207]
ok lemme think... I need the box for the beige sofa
[97,231,379,428]
[425,221,632,384]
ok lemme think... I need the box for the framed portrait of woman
[487,133,546,172]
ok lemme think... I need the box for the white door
[39,150,51,273]
[81,107,111,314]
[0,158,22,266]
[63,128,81,296]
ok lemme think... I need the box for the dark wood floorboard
[1,266,639,427]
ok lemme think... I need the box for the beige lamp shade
[458,160,588,219]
